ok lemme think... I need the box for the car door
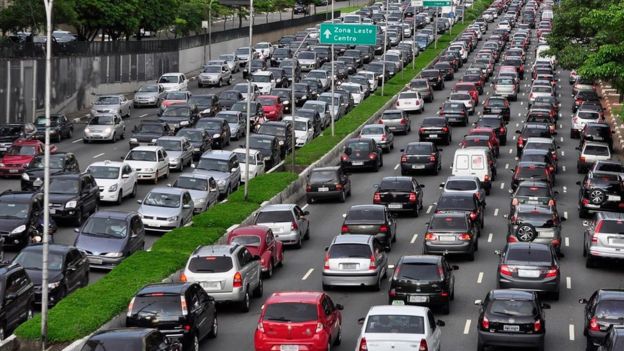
[239,248,259,290]
[129,215,145,253]
[182,140,193,164]
[79,177,93,213]
[5,269,32,330]
[197,287,216,338]
[207,178,219,207]
[182,192,194,224]
[427,309,441,350]
[186,286,209,339]
[322,295,340,341]
[64,249,85,292]
[293,206,309,236]
[122,164,136,196]
[158,150,169,173]
[230,157,241,185]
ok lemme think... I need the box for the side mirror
[419,184,425,188]
[73,228,80,233]
[575,181,581,185]
[474,299,482,306]
[303,210,310,215]
[335,304,344,310]
[575,146,580,150]
[122,174,130,179]
[191,164,196,169]
[183,204,191,209]
[324,246,329,251]
[357,317,365,325]
[494,249,501,256]
[436,320,446,327]
[561,216,567,221]
[515,130,521,134]
[120,156,125,160]
[582,220,590,227]
[137,200,143,204]
[579,298,588,304]
[400,149,405,152]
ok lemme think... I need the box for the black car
[419,117,451,145]
[373,176,424,216]
[520,149,557,175]
[176,128,212,160]
[0,190,48,248]
[293,2,308,15]
[475,114,507,145]
[0,124,35,155]
[439,101,469,126]
[340,138,383,172]
[195,118,230,149]
[305,166,351,203]
[0,264,34,337]
[21,152,80,191]
[341,204,396,250]
[577,171,624,218]
[129,120,172,149]
[292,83,312,106]
[506,203,565,255]
[271,48,292,67]
[581,122,614,150]
[510,180,557,213]
[399,142,442,175]
[13,244,88,306]
[34,114,73,142]
[48,172,100,226]
[511,162,553,191]
[280,59,301,83]
[81,328,181,351]
[267,68,289,88]
[516,123,552,156]
[388,255,457,314]
[257,121,293,158]
[580,289,624,350]
[269,89,293,114]
[483,96,511,122]
[433,62,454,80]
[247,134,281,169]
[476,289,549,351]
[574,90,601,112]
[217,90,243,110]
[126,283,218,349]
[599,326,624,351]
[159,104,197,131]
[423,212,478,260]
[243,59,267,79]
[190,94,220,118]
[435,191,484,230]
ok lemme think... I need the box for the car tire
[339,190,346,203]
[265,262,274,279]
[83,139,89,144]
[207,315,218,338]
[130,183,137,198]
[586,255,597,268]
[467,249,475,261]
[154,171,159,184]
[579,208,590,218]
[188,333,199,351]
[0,325,5,341]
[74,209,83,227]
[477,340,485,351]
[179,161,184,172]
[334,329,342,346]
[116,190,123,205]
[253,279,263,298]
[372,275,381,291]
[67,129,73,138]
[294,235,303,249]
[217,79,222,87]
[240,290,251,313]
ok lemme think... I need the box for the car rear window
[406,144,432,154]
[584,145,610,156]
[382,111,403,120]
[597,220,624,233]
[310,170,338,183]
[506,247,552,263]
[256,210,294,223]
[131,294,182,319]
[595,163,624,173]
[397,262,441,281]
[455,154,486,170]
[346,208,384,221]
[429,216,467,230]
[446,180,477,191]
[517,165,547,178]
[595,300,624,320]
[365,314,425,334]
[437,195,475,210]
[328,243,371,258]
[516,185,549,197]
[264,302,318,322]
[523,127,549,137]
[422,118,446,127]
[489,299,536,317]
[188,256,233,273]
[379,179,412,192]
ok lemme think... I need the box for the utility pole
[244,0,254,200]
[412,8,417,70]
[330,0,335,136]
[434,7,438,49]
[291,33,309,171]
[208,0,215,60]
[381,0,388,96]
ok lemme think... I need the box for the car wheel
[179,161,184,172]
[265,262,274,279]
[116,190,123,205]
[294,234,303,249]
[371,274,381,291]
[217,79,222,87]
[253,279,263,298]
[586,255,597,268]
[55,133,61,143]
[240,290,251,313]
[339,190,346,203]
[130,183,137,198]
[74,209,83,227]
[83,139,89,144]
[80,272,89,287]
[67,129,73,138]
[334,328,342,346]
[0,325,5,341]
[154,171,159,184]
[467,249,475,261]
[208,315,218,338]
[188,333,199,351]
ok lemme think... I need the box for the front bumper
[136,171,158,180]
[99,190,122,202]
[141,218,178,233]
[86,254,125,269]
[50,207,79,221]
[84,132,114,141]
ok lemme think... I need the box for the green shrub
[227,172,299,204]
[192,200,261,228]
[149,227,225,256]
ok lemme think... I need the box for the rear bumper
[478,330,544,348]
[424,241,474,255]
[274,231,300,245]
[401,162,436,172]
[589,246,624,260]
[322,270,380,287]
[306,190,342,201]
[498,276,559,293]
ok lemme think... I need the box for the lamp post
[208,0,216,60]
[412,8,417,70]
[330,0,335,136]
[434,7,438,49]
[291,33,310,171]
[380,0,388,96]
[244,0,254,200]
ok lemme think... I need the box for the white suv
[87,160,138,204]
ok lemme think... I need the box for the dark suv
[127,283,218,349]
[305,166,351,203]
[580,289,624,350]
[400,142,442,175]
[420,69,445,90]
[21,152,80,191]
[33,114,73,142]
[48,172,100,226]
[373,176,424,216]
[577,171,624,218]
[130,120,172,148]
[0,263,35,337]
[0,190,45,249]
[581,122,614,150]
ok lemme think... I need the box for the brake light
[389,288,397,297]
[518,137,524,147]
[379,224,389,233]
[409,192,417,203]
[482,316,490,329]
[548,199,555,206]
[534,319,542,332]
[582,198,590,206]
[500,127,506,133]
[378,120,384,124]
[373,192,381,203]
[419,339,428,351]
[500,264,513,276]
[324,252,330,269]
[401,155,408,163]
[442,127,449,132]
[545,267,558,278]
[369,152,377,160]
[233,272,243,288]
[291,221,298,231]
[127,297,136,317]
[341,224,349,233]
[180,272,187,282]
[590,317,600,331]
[425,233,437,241]
[341,153,349,161]
[335,183,343,191]
[548,165,554,173]
[470,211,478,221]
[180,295,188,316]
[381,134,386,141]
[580,156,586,162]
[512,198,519,206]
[400,118,407,125]
[419,127,426,133]
[484,175,490,182]
[369,255,377,270]
[429,153,437,162]
[306,184,312,192]
[458,233,472,241]
[358,337,368,351]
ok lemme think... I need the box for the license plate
[280,346,299,351]
[409,295,429,303]
[429,134,438,138]
[201,282,221,290]
[517,269,540,278]
[352,161,364,166]
[151,223,161,228]
[392,300,406,305]
[341,263,358,270]
[9,169,17,173]
[412,164,426,169]
[89,258,103,265]
[318,187,329,192]
[538,230,555,238]
[492,108,502,112]
[608,195,621,201]
[593,136,603,141]
[388,203,403,209]
[439,235,455,241]
[49,209,56,214]
[503,324,520,332]
[609,238,624,245]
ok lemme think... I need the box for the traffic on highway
[1,0,624,349]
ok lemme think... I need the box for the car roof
[332,234,373,245]
[524,137,553,144]
[583,141,610,148]
[129,146,163,152]
[401,255,442,264]
[266,291,324,304]
[446,175,480,182]
[517,180,550,188]
[158,136,186,142]
[148,186,186,196]
[91,328,155,339]
[489,289,535,300]
[367,305,430,316]
[597,289,624,300]
[506,242,551,252]
[89,210,135,220]
[137,282,191,296]
[231,147,260,156]
[22,243,73,255]
[89,160,125,168]
[260,204,296,212]
[201,150,234,160]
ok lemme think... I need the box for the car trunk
[506,263,552,280]
[379,190,412,204]
[486,313,536,334]
[364,334,425,350]
[261,320,319,340]
[343,220,385,235]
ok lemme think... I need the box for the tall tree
[135,0,179,40]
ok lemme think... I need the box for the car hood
[199,73,220,79]
[0,218,27,232]
[192,169,229,181]
[166,150,184,160]
[24,269,63,287]
[25,168,63,178]
[125,160,157,169]
[86,125,114,133]
[138,205,181,218]
[228,123,240,131]
[49,193,78,204]
[135,92,159,99]
[75,232,127,255]
[2,154,35,165]
[91,104,121,112]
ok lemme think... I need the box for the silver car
[170,174,219,213]
[133,84,165,107]
[494,76,517,101]
[137,187,194,233]
[192,150,241,198]
[322,235,388,290]
[584,212,624,267]
[360,124,395,152]
[219,53,240,73]
[216,111,245,140]
[83,113,125,143]
[156,136,194,171]
[90,94,133,118]
[302,101,331,129]
[379,109,410,134]
[198,64,232,88]
[182,244,263,312]
[440,176,486,207]
[253,204,310,248]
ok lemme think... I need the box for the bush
[227,172,299,204]
[150,227,225,256]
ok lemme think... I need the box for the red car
[453,82,479,105]
[227,225,284,278]
[0,139,57,176]
[254,291,343,351]
[159,91,191,112]
[459,135,499,157]
[257,95,284,121]
[468,127,500,153]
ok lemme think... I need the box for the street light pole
[244,0,254,200]
[434,7,438,49]
[208,0,215,60]
[381,0,388,96]
[291,33,309,171]
[412,9,417,70]
[330,0,335,136]
[42,0,53,349]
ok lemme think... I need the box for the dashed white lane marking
[512,135,516,140]
[569,324,575,341]
[505,163,509,169]
[562,151,565,156]
[560,124,563,129]
[565,237,570,247]
[494,208,499,216]
[427,205,433,214]
[509,148,513,154]
[562,165,566,172]
[410,233,419,244]
[564,211,568,219]
[488,233,493,243]
[520,101,523,106]
[477,272,484,284]
[394,163,399,170]
[302,268,314,280]
[516,123,519,127]
[560,137,564,143]
[72,138,83,143]
[302,204,309,210]
[388,265,395,269]
[464,320,472,335]
[500,182,505,189]
[567,276,572,289]
[518,112,522,117]
[563,186,567,193]
[139,113,148,118]
[93,153,105,158]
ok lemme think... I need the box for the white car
[87,160,138,204]
[571,110,603,138]
[254,41,274,59]
[355,305,444,351]
[251,71,275,95]
[396,91,424,113]
[232,148,265,182]
[307,69,330,90]
[122,146,170,184]
[157,72,188,92]
[340,82,366,105]
[358,70,379,91]
[293,117,314,147]
[449,92,475,114]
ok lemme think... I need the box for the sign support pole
[244,0,254,200]
[330,0,335,136]
[434,7,438,49]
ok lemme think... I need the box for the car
[407,78,434,102]
[256,95,284,122]
[195,118,231,149]
[293,2,308,14]
[520,148,557,175]
[573,90,601,112]
[181,244,263,312]
[192,150,240,198]
[302,100,331,128]
[515,123,552,156]
[341,138,383,171]
[48,172,99,226]
[467,128,501,156]
[0,190,48,248]
[453,82,479,104]
[176,128,212,160]
[129,120,172,149]
[158,72,188,92]
[399,142,442,175]
[599,326,624,351]
[341,204,396,251]
[379,110,411,135]
[86,160,137,204]
[510,180,557,210]
[305,166,351,203]
[0,264,34,338]
[580,101,605,120]
[581,122,614,150]
[217,90,244,110]
[578,169,624,218]
[395,91,424,114]
[511,160,554,190]
[89,95,132,119]
[253,204,310,248]
[577,142,612,173]
[434,61,454,80]
[227,225,283,278]
[257,121,293,157]
[0,139,58,177]
[506,202,565,252]
[158,104,197,132]
[247,134,281,170]
[170,174,218,213]
[20,152,79,191]
[435,190,484,230]
[493,76,518,100]
[356,305,444,351]
[82,113,126,143]
[80,328,181,351]
[232,148,266,182]
[483,96,511,122]
[133,83,166,108]
[339,82,366,105]
[581,211,624,267]
[439,101,469,126]
[198,64,232,88]
[243,59,268,80]
[441,175,487,207]
[254,291,342,351]
[373,176,424,215]
[579,289,624,350]
[123,146,170,184]
[235,46,259,65]
[293,117,314,147]
[158,91,192,115]
[190,94,220,118]
[360,124,394,152]
[137,187,193,233]
[388,255,457,314]
[418,117,451,145]
[154,136,193,172]
[476,289,549,351]
[126,282,218,350]
[421,69,445,90]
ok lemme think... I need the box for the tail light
[548,165,554,173]
[425,233,437,241]
[381,134,387,141]
[180,295,188,316]
[548,199,555,206]
[400,118,407,125]
[306,184,312,192]
[324,252,330,269]
[580,156,586,162]
[551,239,561,246]
[534,319,542,332]
[373,192,381,203]
[511,198,519,206]
[470,211,478,221]
[180,272,187,282]
[545,267,558,278]
[335,183,343,190]
[590,317,600,331]
[378,120,384,124]
[518,137,524,147]
[484,175,490,182]
[233,272,243,288]
[429,153,436,162]
[582,198,590,206]
[500,264,513,276]
[315,322,324,333]
[291,221,298,231]
[341,153,349,161]
[482,316,490,330]
[529,93,533,99]
[573,117,579,124]
[419,127,426,133]
[369,255,377,270]
[358,337,368,351]
[442,126,449,132]
[127,297,136,317]
[389,288,397,297]
[458,233,472,241]
[396,101,400,106]
[401,155,408,163]
[419,339,428,351]
[369,152,378,160]
[341,224,349,233]
[409,192,417,202]
[500,127,506,133]
[379,224,389,233]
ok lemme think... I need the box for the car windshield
[399,92,418,100]
[397,262,441,281]
[489,299,536,317]
[422,118,446,127]
[158,75,180,84]
[342,85,360,93]
[138,85,158,92]
[298,52,315,60]
[143,192,180,208]
[230,235,261,247]
[451,93,472,101]
[197,158,230,172]
[405,144,432,154]
[264,302,318,323]
[257,97,277,106]
[0,202,30,220]
[294,121,308,131]
[446,180,477,191]
[256,210,293,223]
[259,124,285,136]
[88,166,120,180]
[584,145,610,156]
[89,115,115,125]
[14,250,63,271]
[130,295,182,320]
[488,98,506,107]
[188,256,233,273]
[365,315,425,334]
[136,124,162,134]
[49,179,79,195]
[236,47,250,55]
[164,92,188,100]
[94,96,120,105]
[252,74,272,83]
[506,247,552,263]
[156,140,182,151]
[174,177,208,191]
[81,217,128,238]
[532,86,552,93]
[430,216,467,230]
[595,163,624,173]
[233,152,256,164]
[176,130,202,142]
[203,66,221,73]
[125,150,156,161]
[319,96,340,105]
[250,137,273,149]
[361,126,385,135]
[218,114,240,124]
[30,155,64,169]
[7,145,37,155]
[437,195,474,210]
[197,119,222,131]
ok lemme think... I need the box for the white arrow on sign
[324,29,332,39]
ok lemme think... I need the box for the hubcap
[590,190,605,204]
[517,225,536,241]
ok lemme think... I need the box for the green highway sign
[423,0,452,6]
[319,24,377,45]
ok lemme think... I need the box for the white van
[452,148,493,194]
[535,45,556,68]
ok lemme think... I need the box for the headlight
[103,127,112,134]
[130,138,138,143]
[302,96,307,100]
[65,200,77,209]
[201,108,211,114]
[213,133,221,138]
[109,184,118,192]
[10,225,26,234]
[166,216,178,222]
[48,281,61,289]
[151,138,157,143]
[278,140,284,145]
[22,173,29,181]
[180,121,190,126]
[193,147,200,152]
[104,252,123,258]
[0,163,4,167]
[195,198,206,204]
[144,168,154,172]
[217,179,226,186]
[84,127,91,133]
[50,129,58,134]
